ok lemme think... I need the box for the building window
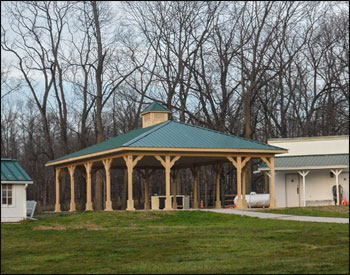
[2,184,13,205]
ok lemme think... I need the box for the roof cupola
[141,102,170,128]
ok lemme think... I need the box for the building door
[286,174,300,207]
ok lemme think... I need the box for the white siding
[274,170,349,207]
[269,137,349,156]
[1,184,27,222]
[275,172,286,208]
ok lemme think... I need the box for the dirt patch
[35,222,104,231]
[36,224,67,230]
[71,223,103,230]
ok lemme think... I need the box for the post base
[269,198,276,209]
[215,201,222,209]
[85,202,93,211]
[105,200,113,211]
[165,198,172,210]
[69,202,76,212]
[55,204,61,213]
[242,198,248,208]
[126,200,135,211]
[236,198,244,209]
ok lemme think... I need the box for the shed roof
[47,120,286,166]
[141,102,170,114]
[258,154,349,171]
[1,159,33,184]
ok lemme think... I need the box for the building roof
[1,159,33,184]
[47,120,286,166]
[268,135,349,143]
[258,154,349,171]
[141,102,170,114]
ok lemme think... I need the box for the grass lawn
[255,205,349,218]
[1,210,349,274]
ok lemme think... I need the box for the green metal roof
[50,123,161,163]
[259,154,349,170]
[141,102,169,114]
[1,159,33,183]
[47,120,285,165]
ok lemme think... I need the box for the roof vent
[141,102,170,128]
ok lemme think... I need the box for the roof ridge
[168,120,284,150]
[124,121,171,146]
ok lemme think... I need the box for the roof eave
[141,110,171,115]
[1,181,34,184]
[46,147,288,167]
[258,165,348,171]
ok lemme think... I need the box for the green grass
[255,205,349,218]
[1,210,349,274]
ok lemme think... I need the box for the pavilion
[46,102,287,212]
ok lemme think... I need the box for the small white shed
[1,159,33,222]
[258,136,349,208]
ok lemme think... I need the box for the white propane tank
[234,192,270,208]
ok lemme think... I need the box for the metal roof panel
[259,154,349,170]
[47,120,285,165]
[1,159,33,182]
[141,102,169,114]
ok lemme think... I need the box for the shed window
[2,184,13,205]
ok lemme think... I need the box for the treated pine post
[214,164,223,209]
[172,170,179,209]
[191,168,199,209]
[84,162,93,211]
[127,156,134,210]
[124,155,144,211]
[261,156,276,209]
[55,167,62,212]
[155,155,180,210]
[140,169,153,210]
[270,157,276,208]
[68,165,76,212]
[144,174,150,210]
[165,156,172,210]
[236,157,243,208]
[103,158,113,211]
[242,167,247,208]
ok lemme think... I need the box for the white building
[1,159,33,222]
[258,136,349,208]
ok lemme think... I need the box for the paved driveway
[198,209,349,224]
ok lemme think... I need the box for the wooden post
[270,157,276,208]
[55,168,62,212]
[68,165,76,212]
[145,175,150,210]
[261,156,276,208]
[103,158,113,211]
[191,167,199,209]
[227,156,250,209]
[123,155,144,211]
[236,157,243,208]
[155,155,180,210]
[139,169,153,210]
[242,167,248,208]
[84,162,93,211]
[172,171,177,209]
[214,164,223,209]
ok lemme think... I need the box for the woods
[1,1,349,209]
